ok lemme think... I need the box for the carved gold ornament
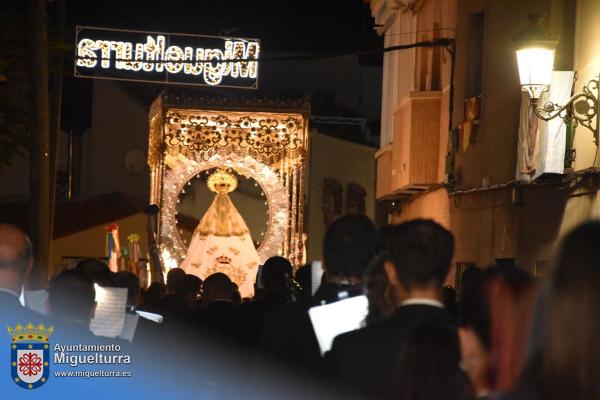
[165,111,304,159]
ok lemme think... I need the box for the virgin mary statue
[180,168,261,298]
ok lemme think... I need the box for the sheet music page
[136,310,163,324]
[311,261,324,296]
[24,289,49,316]
[90,285,127,338]
[119,313,139,342]
[308,295,369,355]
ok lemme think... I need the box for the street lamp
[516,14,599,145]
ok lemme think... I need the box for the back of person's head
[386,220,453,290]
[393,322,475,400]
[294,263,312,299]
[202,273,233,303]
[0,224,33,291]
[174,274,202,298]
[540,221,600,400]
[113,271,141,306]
[261,256,292,291]
[230,282,242,305]
[323,214,378,279]
[75,258,112,285]
[141,282,166,306]
[460,265,535,393]
[0,225,32,271]
[166,267,186,293]
[48,269,96,324]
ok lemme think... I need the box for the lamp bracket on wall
[527,74,600,146]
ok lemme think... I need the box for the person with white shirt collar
[324,219,458,399]
[0,224,58,339]
[0,225,97,340]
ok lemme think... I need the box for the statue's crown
[207,168,238,194]
[7,323,53,343]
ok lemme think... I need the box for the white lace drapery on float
[180,168,261,298]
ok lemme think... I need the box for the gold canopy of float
[147,93,310,271]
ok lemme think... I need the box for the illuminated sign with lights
[74,26,260,89]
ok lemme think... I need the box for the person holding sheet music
[47,269,98,332]
[0,225,132,345]
[324,219,456,398]
[261,214,378,370]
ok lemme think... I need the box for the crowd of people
[0,214,598,399]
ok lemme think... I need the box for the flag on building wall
[459,96,481,151]
[516,71,574,181]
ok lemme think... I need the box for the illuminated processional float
[147,94,310,297]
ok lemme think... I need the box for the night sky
[68,0,381,55]
[58,0,383,134]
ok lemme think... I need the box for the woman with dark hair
[364,253,396,325]
[364,224,397,326]
[510,222,600,400]
[459,265,536,398]
[392,321,475,400]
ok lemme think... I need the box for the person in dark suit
[324,219,456,398]
[47,269,97,327]
[233,256,292,346]
[0,225,119,345]
[392,321,475,400]
[0,224,49,327]
[192,272,236,335]
[261,214,378,370]
[47,268,135,347]
[138,281,166,313]
[165,267,186,294]
[160,273,202,317]
[113,271,142,307]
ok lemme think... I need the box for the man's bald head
[0,224,33,272]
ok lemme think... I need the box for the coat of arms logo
[7,322,53,390]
